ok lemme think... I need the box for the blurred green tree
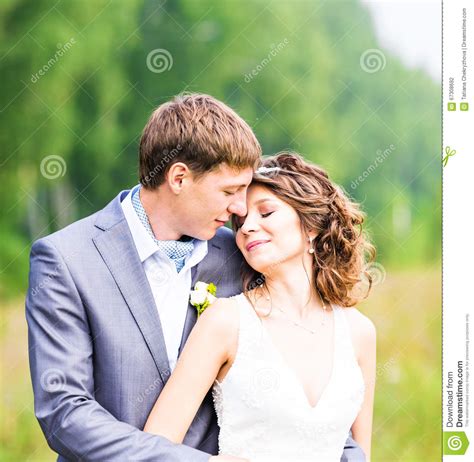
[0,0,440,297]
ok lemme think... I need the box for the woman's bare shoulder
[341,306,376,359]
[195,296,241,338]
[343,307,376,335]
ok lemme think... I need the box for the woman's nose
[240,216,259,234]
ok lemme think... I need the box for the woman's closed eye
[235,211,274,230]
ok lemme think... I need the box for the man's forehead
[215,166,253,185]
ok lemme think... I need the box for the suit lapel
[177,266,200,355]
[92,192,171,383]
[178,243,223,355]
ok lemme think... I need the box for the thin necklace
[257,284,330,335]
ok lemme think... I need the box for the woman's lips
[246,240,270,252]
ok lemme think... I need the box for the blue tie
[131,186,194,272]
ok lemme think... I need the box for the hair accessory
[255,166,282,176]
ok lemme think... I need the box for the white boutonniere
[190,281,217,317]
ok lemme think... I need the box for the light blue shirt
[121,185,208,370]
[131,186,194,272]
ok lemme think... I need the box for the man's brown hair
[139,93,262,188]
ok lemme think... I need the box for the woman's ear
[307,229,318,241]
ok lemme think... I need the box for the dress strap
[332,306,359,367]
[232,293,265,356]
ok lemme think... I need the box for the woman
[144,152,377,461]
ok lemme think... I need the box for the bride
[144,152,377,461]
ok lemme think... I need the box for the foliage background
[0,0,441,460]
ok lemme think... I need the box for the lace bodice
[211,293,365,462]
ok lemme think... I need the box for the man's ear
[167,162,191,194]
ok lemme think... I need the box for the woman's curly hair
[233,151,376,307]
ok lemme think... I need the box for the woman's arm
[347,309,377,461]
[143,297,238,443]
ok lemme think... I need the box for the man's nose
[228,195,247,217]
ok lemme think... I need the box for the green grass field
[364,266,441,461]
[1,266,441,461]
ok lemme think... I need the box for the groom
[26,93,365,461]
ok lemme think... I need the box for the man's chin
[188,222,226,241]
[194,227,219,241]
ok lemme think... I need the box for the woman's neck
[258,261,325,319]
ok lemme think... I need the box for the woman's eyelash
[236,211,274,229]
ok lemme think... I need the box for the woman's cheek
[235,232,244,251]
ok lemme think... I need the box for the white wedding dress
[212,293,365,462]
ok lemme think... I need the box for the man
[26,93,364,461]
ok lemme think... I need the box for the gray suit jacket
[26,189,365,461]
